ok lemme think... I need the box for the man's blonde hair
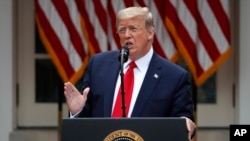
[116,7,155,32]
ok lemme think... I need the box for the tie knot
[129,61,137,69]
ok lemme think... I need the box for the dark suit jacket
[78,50,194,120]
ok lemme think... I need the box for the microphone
[118,46,129,63]
[118,46,129,117]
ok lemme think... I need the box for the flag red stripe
[154,0,177,59]
[51,0,86,60]
[35,0,74,78]
[123,0,134,7]
[153,0,168,23]
[153,37,168,59]
[135,0,145,8]
[207,0,230,43]
[184,0,221,62]
[75,0,101,53]
[93,0,107,34]
[166,1,204,76]
[108,1,120,49]
[136,0,168,59]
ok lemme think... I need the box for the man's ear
[147,28,155,41]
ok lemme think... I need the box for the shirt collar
[125,47,153,72]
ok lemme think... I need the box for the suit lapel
[103,57,120,117]
[131,53,162,117]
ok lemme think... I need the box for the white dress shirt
[112,47,153,117]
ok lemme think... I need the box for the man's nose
[124,29,131,38]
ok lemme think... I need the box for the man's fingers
[82,87,90,97]
[64,82,80,101]
[64,82,70,92]
[68,82,79,92]
[64,82,72,98]
[64,82,79,94]
[180,117,196,141]
[186,118,196,140]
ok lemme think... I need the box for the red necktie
[112,61,136,117]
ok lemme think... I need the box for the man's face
[117,16,154,60]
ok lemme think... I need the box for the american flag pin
[153,74,158,79]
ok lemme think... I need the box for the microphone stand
[120,49,127,118]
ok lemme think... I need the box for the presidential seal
[103,129,144,141]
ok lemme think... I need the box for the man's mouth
[125,42,133,48]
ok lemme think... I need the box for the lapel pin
[153,73,158,79]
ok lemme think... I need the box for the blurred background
[1,0,249,141]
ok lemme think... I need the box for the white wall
[0,0,15,141]
[237,0,250,124]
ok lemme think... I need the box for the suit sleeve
[75,57,94,117]
[169,71,194,121]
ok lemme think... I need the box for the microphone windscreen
[118,46,129,62]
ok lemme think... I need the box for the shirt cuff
[69,107,83,118]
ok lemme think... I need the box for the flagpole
[192,78,197,141]
[58,79,63,141]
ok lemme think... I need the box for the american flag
[35,0,231,86]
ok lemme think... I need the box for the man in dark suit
[64,6,196,140]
